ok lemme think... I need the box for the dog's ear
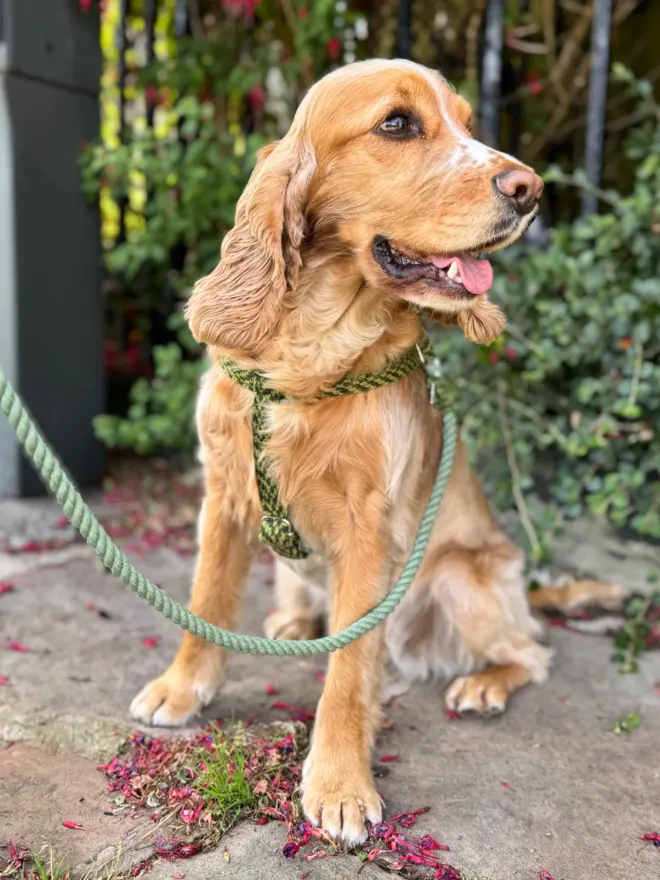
[435,297,506,345]
[185,131,316,354]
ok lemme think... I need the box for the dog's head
[187,59,543,354]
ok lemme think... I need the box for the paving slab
[147,822,385,880]
[1,493,659,880]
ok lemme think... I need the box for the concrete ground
[1,492,659,880]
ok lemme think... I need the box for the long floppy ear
[185,131,316,354]
[435,297,506,345]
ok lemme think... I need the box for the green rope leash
[0,363,456,656]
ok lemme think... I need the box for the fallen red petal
[8,841,21,867]
[62,821,84,830]
[7,641,31,652]
[313,671,326,682]
[380,755,401,763]
[0,582,15,595]
[0,676,9,686]
[265,683,278,695]
[444,709,462,720]
[502,781,511,790]
[142,636,161,648]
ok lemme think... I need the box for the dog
[130,59,625,845]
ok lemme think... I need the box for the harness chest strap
[219,337,453,559]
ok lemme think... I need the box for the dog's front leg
[130,487,257,726]
[302,515,386,845]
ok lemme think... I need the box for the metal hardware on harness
[261,515,295,535]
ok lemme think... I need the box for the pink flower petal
[142,636,161,648]
[7,641,31,652]
[62,820,84,830]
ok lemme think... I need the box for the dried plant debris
[91,720,464,878]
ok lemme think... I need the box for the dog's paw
[264,610,322,641]
[445,673,508,717]
[130,667,214,727]
[302,757,382,846]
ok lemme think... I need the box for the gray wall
[0,1,103,496]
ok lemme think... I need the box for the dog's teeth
[447,261,458,281]
[455,274,463,285]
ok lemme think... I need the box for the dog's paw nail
[445,675,508,718]
[130,673,205,728]
[302,769,381,846]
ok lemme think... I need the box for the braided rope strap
[0,362,456,656]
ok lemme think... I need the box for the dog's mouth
[371,236,497,301]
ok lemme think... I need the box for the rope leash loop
[0,362,456,656]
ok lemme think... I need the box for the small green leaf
[613,712,641,733]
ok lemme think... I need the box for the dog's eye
[377,113,420,139]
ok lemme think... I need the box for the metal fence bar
[480,0,504,147]
[116,0,130,243]
[144,0,157,127]
[582,0,613,215]
[174,0,189,38]
[396,0,413,60]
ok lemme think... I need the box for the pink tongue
[430,253,493,295]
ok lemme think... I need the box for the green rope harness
[219,338,450,559]
[0,348,456,656]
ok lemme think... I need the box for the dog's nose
[493,169,544,216]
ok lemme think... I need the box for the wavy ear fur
[434,297,506,345]
[186,132,316,354]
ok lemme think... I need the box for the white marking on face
[385,58,523,171]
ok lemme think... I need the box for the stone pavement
[1,493,659,880]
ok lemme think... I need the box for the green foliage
[611,590,660,674]
[83,0,349,457]
[94,315,204,455]
[434,66,660,547]
[612,712,641,734]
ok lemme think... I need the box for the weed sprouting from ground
[0,845,69,880]
[195,728,256,826]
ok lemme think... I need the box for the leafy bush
[434,66,660,551]
[83,0,352,455]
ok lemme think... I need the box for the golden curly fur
[129,60,624,845]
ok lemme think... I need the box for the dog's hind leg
[527,579,630,613]
[387,539,551,717]
[264,558,327,640]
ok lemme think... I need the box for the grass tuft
[195,728,257,827]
